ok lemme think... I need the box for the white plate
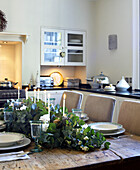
[69,39,81,43]
[0,120,4,126]
[104,89,116,92]
[0,132,25,147]
[0,124,6,130]
[0,138,31,150]
[88,122,122,132]
[102,128,125,136]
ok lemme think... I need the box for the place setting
[87,122,125,136]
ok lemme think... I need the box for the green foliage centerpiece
[0,98,110,151]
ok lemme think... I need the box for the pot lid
[93,72,109,78]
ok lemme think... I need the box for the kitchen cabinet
[41,28,86,66]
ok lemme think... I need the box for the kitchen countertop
[25,86,140,99]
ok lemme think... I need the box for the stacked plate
[0,120,6,130]
[0,132,31,150]
[88,122,125,136]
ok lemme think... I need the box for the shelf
[68,53,83,55]
[0,32,29,42]
[68,42,83,45]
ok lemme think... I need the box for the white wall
[0,0,133,86]
[93,0,133,84]
[0,44,15,81]
[0,0,96,85]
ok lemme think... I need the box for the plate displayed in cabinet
[69,39,81,43]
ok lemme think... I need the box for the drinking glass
[72,109,82,119]
[29,120,43,152]
[4,111,13,132]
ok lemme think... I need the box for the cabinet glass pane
[44,48,61,62]
[68,34,83,47]
[68,50,83,62]
[44,32,62,46]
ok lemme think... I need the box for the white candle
[37,89,40,101]
[25,87,28,100]
[34,89,36,103]
[48,93,50,121]
[18,86,20,100]
[44,90,46,106]
[63,94,66,116]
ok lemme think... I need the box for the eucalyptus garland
[0,98,110,151]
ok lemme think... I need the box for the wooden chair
[84,94,116,122]
[118,100,140,136]
[60,91,83,112]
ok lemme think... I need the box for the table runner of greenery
[0,98,110,151]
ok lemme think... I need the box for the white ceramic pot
[116,76,130,91]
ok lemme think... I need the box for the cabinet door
[41,28,65,65]
[65,30,86,66]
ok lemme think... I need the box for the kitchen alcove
[0,32,28,88]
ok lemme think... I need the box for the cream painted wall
[15,43,22,88]
[0,0,96,85]
[41,66,87,83]
[0,43,22,87]
[0,0,133,86]
[0,45,15,81]
[93,0,133,85]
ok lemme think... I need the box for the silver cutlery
[110,134,133,139]
[0,151,31,157]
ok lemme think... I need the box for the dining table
[0,132,140,170]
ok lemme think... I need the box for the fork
[110,134,133,139]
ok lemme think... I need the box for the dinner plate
[102,128,125,136]
[0,132,25,147]
[0,138,31,150]
[0,124,6,130]
[0,120,5,126]
[88,122,123,133]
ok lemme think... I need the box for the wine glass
[29,120,43,152]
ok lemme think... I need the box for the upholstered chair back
[118,100,140,136]
[60,91,83,112]
[84,95,116,122]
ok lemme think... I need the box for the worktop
[26,86,140,100]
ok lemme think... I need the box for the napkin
[0,151,30,162]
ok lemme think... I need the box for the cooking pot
[0,78,18,89]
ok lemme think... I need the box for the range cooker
[0,89,25,108]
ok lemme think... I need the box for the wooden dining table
[0,133,140,170]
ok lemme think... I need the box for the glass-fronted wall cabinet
[41,27,86,66]
[65,31,86,66]
[41,28,65,65]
